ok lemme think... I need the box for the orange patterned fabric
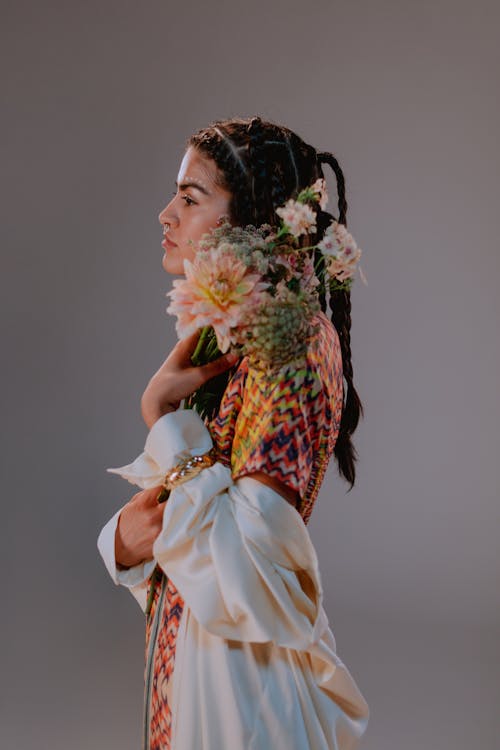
[211,311,343,523]
[142,311,343,749]
[144,576,183,750]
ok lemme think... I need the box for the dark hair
[187,116,364,490]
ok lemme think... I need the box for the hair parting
[212,126,249,180]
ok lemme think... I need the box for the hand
[141,330,239,429]
[114,486,165,569]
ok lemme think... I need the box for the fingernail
[225,352,239,365]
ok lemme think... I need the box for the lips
[162,235,178,248]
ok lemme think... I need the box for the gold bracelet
[161,448,217,493]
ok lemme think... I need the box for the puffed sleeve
[104,408,325,644]
[228,358,327,499]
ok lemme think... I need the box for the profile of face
[158,146,233,275]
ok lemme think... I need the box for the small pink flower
[166,247,268,352]
[310,178,328,210]
[327,250,362,282]
[318,220,362,283]
[276,200,317,237]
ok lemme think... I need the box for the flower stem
[191,326,211,365]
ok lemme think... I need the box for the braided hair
[188,116,364,490]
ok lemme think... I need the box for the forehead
[177,147,221,188]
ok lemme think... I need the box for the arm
[244,470,300,508]
[98,330,238,611]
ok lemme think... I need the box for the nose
[158,197,178,227]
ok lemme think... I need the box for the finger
[177,329,202,354]
[143,485,166,504]
[164,330,201,370]
[196,351,240,384]
[130,490,146,504]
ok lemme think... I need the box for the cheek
[181,245,196,264]
[183,214,214,245]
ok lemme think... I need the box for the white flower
[276,199,317,237]
[317,224,341,257]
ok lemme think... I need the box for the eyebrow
[175,180,211,196]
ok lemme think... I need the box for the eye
[181,194,196,206]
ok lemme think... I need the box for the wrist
[141,399,177,430]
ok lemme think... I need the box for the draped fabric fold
[154,470,369,749]
[153,467,326,648]
[106,409,369,749]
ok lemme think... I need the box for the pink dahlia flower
[166,247,268,352]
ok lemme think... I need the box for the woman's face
[158,146,232,275]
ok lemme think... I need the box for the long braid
[318,151,363,489]
[317,152,348,225]
[187,117,364,489]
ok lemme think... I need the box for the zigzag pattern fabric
[142,311,343,749]
[212,310,343,523]
[144,576,183,750]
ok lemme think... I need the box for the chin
[162,254,184,276]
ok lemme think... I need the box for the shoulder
[244,311,341,396]
[211,311,342,433]
[311,310,340,356]
[243,312,343,434]
[306,311,343,392]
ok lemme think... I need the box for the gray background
[2,1,499,748]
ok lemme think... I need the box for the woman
[97,116,370,749]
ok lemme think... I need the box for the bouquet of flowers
[166,178,366,419]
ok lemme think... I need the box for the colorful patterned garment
[142,311,343,750]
